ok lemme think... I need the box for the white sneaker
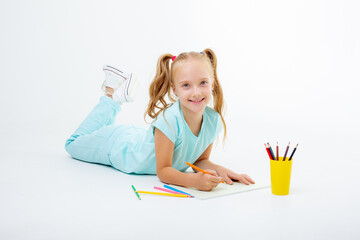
[101,65,130,92]
[112,72,140,104]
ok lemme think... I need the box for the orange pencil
[185,162,224,183]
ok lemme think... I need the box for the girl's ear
[171,83,177,96]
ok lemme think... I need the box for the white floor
[1,132,359,240]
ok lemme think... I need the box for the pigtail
[144,53,176,121]
[203,48,227,139]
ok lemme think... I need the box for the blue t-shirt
[108,100,223,174]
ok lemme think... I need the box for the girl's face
[172,59,214,117]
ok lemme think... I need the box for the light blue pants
[65,96,122,165]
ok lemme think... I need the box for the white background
[1,0,359,239]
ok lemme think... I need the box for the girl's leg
[65,95,121,165]
[65,64,140,166]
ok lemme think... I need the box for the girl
[65,48,254,191]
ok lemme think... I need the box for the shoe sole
[124,73,140,102]
[103,65,127,80]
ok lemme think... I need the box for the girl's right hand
[194,170,223,191]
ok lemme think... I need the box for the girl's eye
[201,81,208,85]
[182,84,189,87]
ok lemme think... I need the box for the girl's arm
[155,128,221,190]
[194,144,255,185]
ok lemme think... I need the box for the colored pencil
[264,143,273,160]
[154,186,187,195]
[163,184,193,196]
[131,185,141,200]
[137,191,193,198]
[288,144,298,161]
[276,142,279,160]
[267,142,276,160]
[185,162,224,183]
[283,142,290,161]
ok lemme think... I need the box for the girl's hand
[194,170,222,191]
[216,167,255,185]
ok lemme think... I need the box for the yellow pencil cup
[270,157,293,195]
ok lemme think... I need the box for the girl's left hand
[217,167,255,185]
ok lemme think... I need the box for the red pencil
[276,141,279,160]
[264,143,273,160]
[267,142,276,160]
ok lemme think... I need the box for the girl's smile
[189,97,205,104]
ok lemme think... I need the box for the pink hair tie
[172,56,176,61]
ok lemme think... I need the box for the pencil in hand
[185,162,224,183]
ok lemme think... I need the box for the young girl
[65,48,254,191]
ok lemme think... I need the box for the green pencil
[132,185,141,200]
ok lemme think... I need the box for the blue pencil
[163,185,193,196]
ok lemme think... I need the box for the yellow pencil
[137,191,192,198]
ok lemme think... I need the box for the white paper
[169,181,270,200]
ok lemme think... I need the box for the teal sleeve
[151,111,179,144]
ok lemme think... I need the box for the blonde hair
[144,48,227,139]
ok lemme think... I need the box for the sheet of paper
[169,181,270,200]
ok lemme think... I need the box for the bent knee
[65,136,77,155]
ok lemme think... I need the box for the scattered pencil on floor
[131,185,141,200]
[163,184,193,196]
[132,185,194,199]
[154,186,188,195]
[137,190,194,198]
